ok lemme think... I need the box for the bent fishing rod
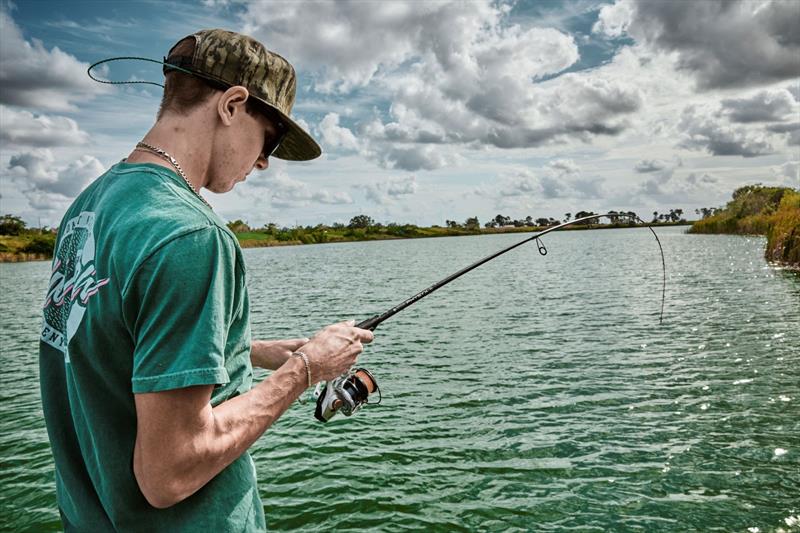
[314,213,666,422]
[356,213,665,331]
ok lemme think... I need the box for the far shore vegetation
[3,185,797,266]
[689,184,800,268]
[1,210,690,263]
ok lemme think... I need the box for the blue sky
[1,0,798,228]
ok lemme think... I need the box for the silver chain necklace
[135,141,211,208]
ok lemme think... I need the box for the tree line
[226,208,701,235]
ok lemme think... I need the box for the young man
[39,29,373,531]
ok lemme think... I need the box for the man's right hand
[133,319,373,508]
[299,320,374,383]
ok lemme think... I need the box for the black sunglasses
[258,105,287,159]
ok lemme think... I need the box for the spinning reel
[314,368,381,422]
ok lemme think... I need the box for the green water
[1,227,798,531]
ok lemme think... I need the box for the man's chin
[206,180,239,194]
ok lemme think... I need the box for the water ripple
[1,228,798,531]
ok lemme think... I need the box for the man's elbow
[133,453,187,509]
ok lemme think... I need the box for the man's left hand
[250,338,309,370]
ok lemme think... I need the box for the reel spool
[314,368,381,422]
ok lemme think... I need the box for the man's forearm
[250,338,306,370]
[135,322,371,509]
[133,356,308,508]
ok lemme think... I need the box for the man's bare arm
[133,322,373,508]
[250,338,308,370]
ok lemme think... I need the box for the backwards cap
[164,29,321,161]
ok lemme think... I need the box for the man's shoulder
[61,162,242,286]
[94,162,235,239]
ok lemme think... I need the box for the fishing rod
[314,213,667,422]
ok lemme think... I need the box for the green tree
[21,234,56,255]
[574,211,598,224]
[494,214,511,226]
[464,216,480,230]
[348,214,374,229]
[0,214,26,235]
[227,219,251,233]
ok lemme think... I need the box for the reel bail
[314,368,380,422]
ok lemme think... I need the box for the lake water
[1,226,798,531]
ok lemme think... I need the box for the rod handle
[356,315,380,331]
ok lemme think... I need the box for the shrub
[21,235,56,256]
[766,190,800,265]
[0,215,26,235]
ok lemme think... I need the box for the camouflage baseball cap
[164,29,321,161]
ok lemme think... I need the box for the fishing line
[316,213,666,422]
[85,58,670,416]
[356,212,666,331]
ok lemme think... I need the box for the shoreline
[0,222,692,263]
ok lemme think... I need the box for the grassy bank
[0,234,56,262]
[235,220,688,248]
[689,185,800,268]
[0,220,690,262]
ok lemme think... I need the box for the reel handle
[356,315,380,331]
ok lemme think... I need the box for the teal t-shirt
[39,162,266,532]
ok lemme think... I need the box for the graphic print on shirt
[42,211,109,362]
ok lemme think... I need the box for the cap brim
[254,97,321,161]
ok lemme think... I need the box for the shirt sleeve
[124,226,239,393]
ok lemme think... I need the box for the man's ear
[217,86,250,126]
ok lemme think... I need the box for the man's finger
[286,337,309,348]
[355,327,374,343]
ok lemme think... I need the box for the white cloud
[635,159,667,173]
[317,113,360,152]
[637,158,684,196]
[0,105,90,147]
[242,1,504,94]
[720,89,797,123]
[593,0,634,38]
[767,122,800,146]
[0,8,109,111]
[482,163,604,203]
[772,160,800,186]
[245,169,353,208]
[7,149,104,206]
[242,1,641,153]
[547,159,580,176]
[611,0,800,90]
[23,190,74,212]
[377,145,455,172]
[359,175,418,204]
[678,106,774,158]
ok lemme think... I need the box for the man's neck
[125,116,213,191]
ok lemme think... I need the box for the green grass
[0,220,691,262]
[232,220,689,249]
[765,190,800,265]
[690,185,800,267]
[0,233,56,261]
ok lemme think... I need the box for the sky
[0,0,798,229]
